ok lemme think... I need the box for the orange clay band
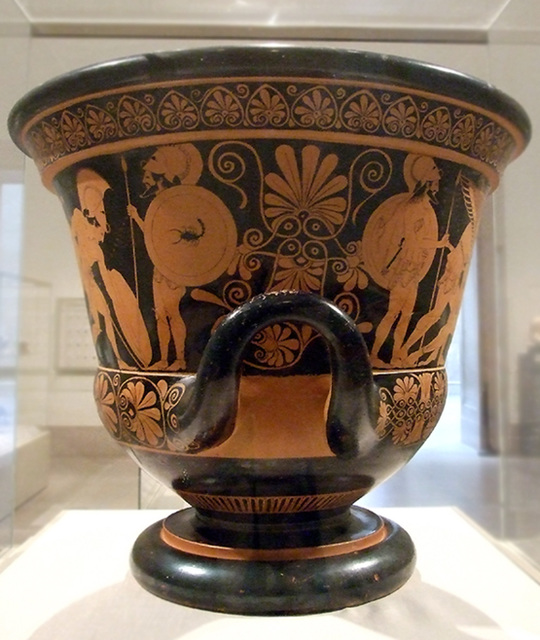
[160,519,388,562]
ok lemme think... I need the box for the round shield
[144,185,237,287]
[362,192,439,291]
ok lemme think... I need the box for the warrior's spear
[121,155,139,302]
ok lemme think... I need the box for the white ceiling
[9,0,537,41]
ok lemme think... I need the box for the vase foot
[130,505,415,615]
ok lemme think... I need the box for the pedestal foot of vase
[130,505,415,615]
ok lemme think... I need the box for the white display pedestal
[1,507,539,639]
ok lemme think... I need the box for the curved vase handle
[171,291,378,457]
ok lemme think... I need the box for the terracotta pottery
[9,46,530,615]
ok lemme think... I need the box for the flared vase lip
[8,44,532,151]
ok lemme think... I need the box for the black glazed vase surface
[8,46,531,615]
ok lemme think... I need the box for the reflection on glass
[487,29,540,578]
[0,182,24,556]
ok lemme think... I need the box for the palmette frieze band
[22,77,521,183]
[94,366,447,452]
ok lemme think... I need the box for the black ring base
[130,506,416,616]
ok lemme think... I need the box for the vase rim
[8,44,531,153]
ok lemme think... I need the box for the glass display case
[487,7,540,575]
[3,0,539,589]
[0,274,18,556]
[0,0,29,558]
